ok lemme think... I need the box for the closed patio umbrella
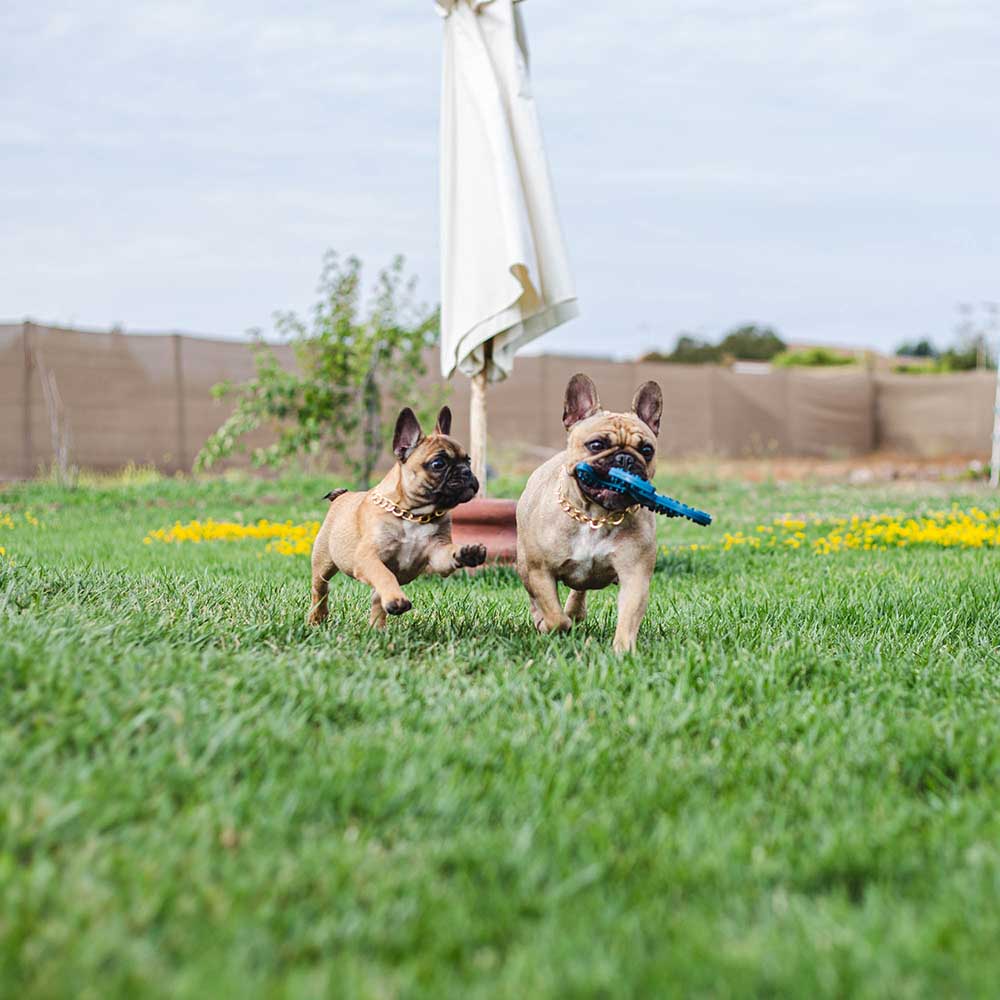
[437,0,578,492]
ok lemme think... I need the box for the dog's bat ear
[434,406,452,436]
[563,374,602,429]
[631,381,663,436]
[392,407,424,462]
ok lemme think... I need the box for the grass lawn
[2,469,1000,998]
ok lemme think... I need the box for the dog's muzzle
[438,466,479,506]
[575,451,647,510]
[611,451,643,476]
[592,450,647,481]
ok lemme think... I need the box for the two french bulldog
[309,373,663,653]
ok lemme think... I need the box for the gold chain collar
[369,491,448,524]
[557,474,639,530]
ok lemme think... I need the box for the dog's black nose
[468,475,480,495]
[612,452,638,473]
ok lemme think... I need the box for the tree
[939,340,991,372]
[718,324,785,361]
[196,252,442,488]
[669,335,721,364]
[944,302,998,371]
[642,334,723,364]
[895,338,937,358]
[641,324,784,364]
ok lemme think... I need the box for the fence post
[21,321,34,479]
[173,333,187,472]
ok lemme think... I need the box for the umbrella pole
[470,344,491,497]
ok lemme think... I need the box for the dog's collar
[369,491,448,524]
[557,472,639,529]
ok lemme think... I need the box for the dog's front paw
[384,597,412,616]
[455,544,487,568]
[612,635,637,655]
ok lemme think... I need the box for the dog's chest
[384,522,438,577]
[558,525,619,588]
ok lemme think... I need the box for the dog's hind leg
[564,589,587,623]
[309,556,338,626]
[529,596,545,630]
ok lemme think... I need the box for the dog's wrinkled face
[562,374,663,510]
[392,406,479,510]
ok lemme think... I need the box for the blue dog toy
[575,463,713,527]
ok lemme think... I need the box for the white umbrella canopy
[436,0,578,490]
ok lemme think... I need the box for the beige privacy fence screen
[1,323,993,479]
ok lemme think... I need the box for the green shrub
[773,347,856,368]
[893,362,939,374]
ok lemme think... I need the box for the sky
[2,0,998,358]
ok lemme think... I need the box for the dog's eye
[429,457,447,472]
[586,439,606,453]
[639,443,654,459]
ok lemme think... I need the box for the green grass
[2,471,1000,998]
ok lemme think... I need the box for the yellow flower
[144,517,321,557]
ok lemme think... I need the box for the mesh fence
[0,323,993,479]
[875,372,995,456]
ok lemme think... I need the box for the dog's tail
[322,488,348,502]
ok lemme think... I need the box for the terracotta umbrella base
[451,497,518,564]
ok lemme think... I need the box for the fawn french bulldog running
[309,406,486,628]
[516,374,664,653]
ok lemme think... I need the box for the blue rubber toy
[575,462,713,527]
